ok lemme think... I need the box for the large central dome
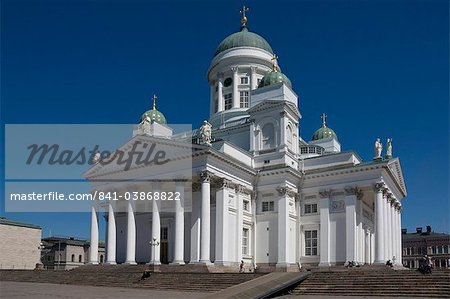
[214,26,274,57]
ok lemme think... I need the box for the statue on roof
[200,120,212,146]
[386,138,393,158]
[374,138,382,159]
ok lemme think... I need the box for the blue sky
[1,0,448,239]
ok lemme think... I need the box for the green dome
[214,26,273,57]
[312,126,337,141]
[258,70,292,89]
[140,109,167,125]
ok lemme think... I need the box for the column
[250,66,258,90]
[358,196,364,263]
[319,190,331,267]
[172,182,185,264]
[217,76,223,112]
[374,183,385,264]
[392,202,398,264]
[383,192,390,261]
[388,196,394,261]
[232,66,239,108]
[398,206,403,265]
[365,229,370,264]
[277,187,290,268]
[370,231,375,264]
[190,192,201,263]
[215,179,230,265]
[345,188,357,263]
[210,83,215,115]
[125,201,136,264]
[199,171,211,263]
[151,184,161,265]
[106,203,116,264]
[89,205,99,264]
[236,185,244,263]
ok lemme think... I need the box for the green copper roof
[140,109,167,125]
[214,26,274,57]
[258,70,292,89]
[312,126,338,141]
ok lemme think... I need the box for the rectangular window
[257,78,262,86]
[240,77,249,84]
[444,246,449,254]
[224,93,232,110]
[432,246,437,254]
[243,200,250,212]
[262,201,274,212]
[300,147,308,154]
[305,230,318,256]
[161,227,168,240]
[240,91,249,108]
[242,228,249,255]
[304,203,318,214]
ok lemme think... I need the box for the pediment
[386,158,407,196]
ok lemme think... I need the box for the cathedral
[84,8,407,271]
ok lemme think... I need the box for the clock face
[224,77,233,87]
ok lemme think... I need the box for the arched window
[78,255,82,263]
[286,125,293,147]
[261,123,275,150]
[71,254,75,262]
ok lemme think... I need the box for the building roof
[258,70,292,89]
[43,236,105,247]
[402,232,450,241]
[214,25,273,57]
[0,217,41,229]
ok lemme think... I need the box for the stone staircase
[0,264,265,292]
[292,267,450,298]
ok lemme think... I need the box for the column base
[148,261,161,265]
[170,260,185,265]
[198,260,213,265]
[124,261,137,265]
[374,260,386,265]
[106,261,117,265]
[89,261,99,265]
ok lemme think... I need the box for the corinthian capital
[200,170,212,183]
[319,189,331,199]
[276,186,288,196]
[373,182,386,193]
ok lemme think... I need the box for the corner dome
[258,69,292,89]
[312,126,337,141]
[140,109,167,125]
[140,95,167,125]
[214,26,274,57]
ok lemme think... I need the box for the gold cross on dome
[152,94,157,110]
[240,6,249,26]
[271,54,279,71]
[321,113,327,127]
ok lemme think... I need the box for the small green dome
[258,70,292,89]
[312,126,337,141]
[140,109,167,125]
[214,26,273,57]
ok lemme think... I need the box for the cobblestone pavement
[0,281,206,299]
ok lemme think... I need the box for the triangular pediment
[83,135,193,180]
[386,158,407,196]
[248,100,300,118]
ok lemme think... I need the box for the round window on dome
[224,77,233,87]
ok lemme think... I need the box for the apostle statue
[374,138,382,159]
[386,138,393,158]
[200,120,212,146]
[139,114,151,134]
[92,150,101,164]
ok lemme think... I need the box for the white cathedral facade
[85,11,407,271]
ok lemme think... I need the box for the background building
[41,236,105,270]
[402,226,450,268]
[0,217,42,269]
